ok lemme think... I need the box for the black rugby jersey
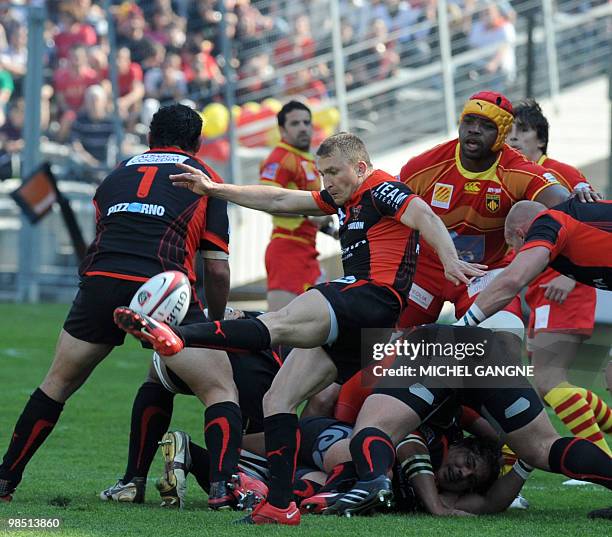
[312,170,419,302]
[521,198,612,290]
[80,147,229,283]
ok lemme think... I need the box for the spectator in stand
[53,7,97,63]
[0,86,52,180]
[0,68,13,127]
[0,25,27,94]
[186,0,224,46]
[70,84,116,183]
[165,21,187,54]
[100,46,145,129]
[185,40,225,105]
[144,52,188,106]
[236,52,277,104]
[115,3,155,65]
[286,67,328,101]
[273,14,316,68]
[53,44,100,142]
[145,9,172,47]
[468,1,516,92]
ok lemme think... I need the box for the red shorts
[265,237,321,295]
[525,268,596,337]
[398,253,522,327]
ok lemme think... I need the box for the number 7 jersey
[79,147,230,283]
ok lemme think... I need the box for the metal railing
[0,0,609,299]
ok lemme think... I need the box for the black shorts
[63,275,205,346]
[313,279,401,383]
[373,325,544,434]
[298,416,352,471]
[164,349,280,434]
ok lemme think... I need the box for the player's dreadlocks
[149,103,202,154]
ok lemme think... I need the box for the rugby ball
[129,271,191,326]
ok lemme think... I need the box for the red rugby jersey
[521,198,612,290]
[260,141,321,245]
[399,140,561,266]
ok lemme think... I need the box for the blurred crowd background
[0,0,610,184]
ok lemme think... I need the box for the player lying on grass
[100,309,282,510]
[327,325,612,519]
[114,132,486,525]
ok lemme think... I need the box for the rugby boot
[156,431,191,509]
[100,477,146,503]
[0,479,14,502]
[301,491,343,514]
[208,480,236,510]
[228,471,268,510]
[324,476,394,517]
[113,307,184,356]
[236,500,301,525]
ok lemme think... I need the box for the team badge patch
[543,172,559,184]
[431,183,454,209]
[464,181,480,194]
[486,192,501,212]
[261,163,279,180]
[301,161,318,182]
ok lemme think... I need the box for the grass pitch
[0,303,610,536]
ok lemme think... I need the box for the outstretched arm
[170,163,325,216]
[400,197,487,285]
[457,246,550,325]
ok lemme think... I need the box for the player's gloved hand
[170,163,218,196]
[442,258,487,286]
[539,274,576,304]
[572,183,602,203]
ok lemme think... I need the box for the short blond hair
[316,132,372,167]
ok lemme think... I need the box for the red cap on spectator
[460,91,514,151]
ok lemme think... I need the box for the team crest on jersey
[486,192,501,212]
[261,163,279,180]
[431,183,453,209]
[351,205,362,219]
[464,181,480,194]
[137,290,151,306]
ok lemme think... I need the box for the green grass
[0,303,610,536]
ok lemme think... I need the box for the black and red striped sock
[123,382,174,483]
[548,437,612,489]
[205,401,242,482]
[319,461,357,492]
[293,477,321,505]
[0,388,64,487]
[350,427,395,481]
[176,318,271,352]
[265,413,300,509]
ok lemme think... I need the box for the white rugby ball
[129,271,191,326]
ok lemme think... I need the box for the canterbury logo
[464,181,481,193]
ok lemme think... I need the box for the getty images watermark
[360,325,536,390]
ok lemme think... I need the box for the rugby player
[507,99,610,455]
[397,91,571,334]
[114,132,485,524]
[330,325,612,516]
[100,309,283,510]
[0,105,240,504]
[260,101,331,311]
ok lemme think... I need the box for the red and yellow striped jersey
[259,141,321,245]
[399,139,561,266]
